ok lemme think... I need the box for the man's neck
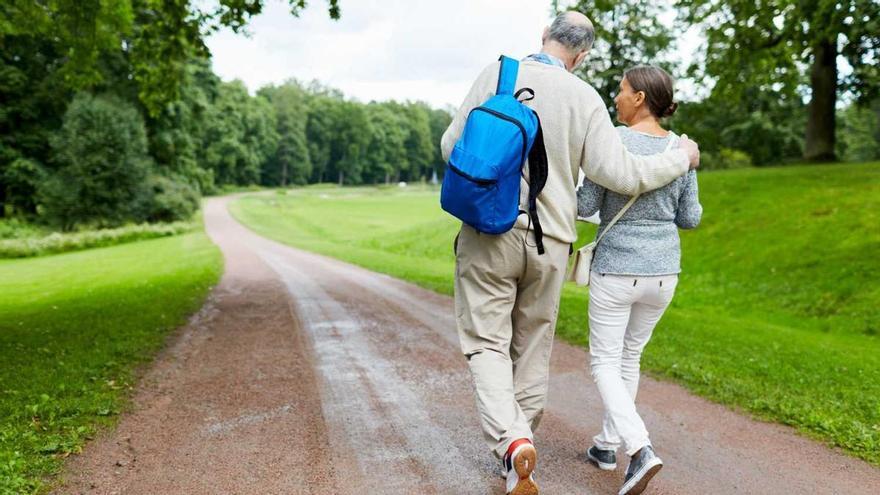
[540,43,571,71]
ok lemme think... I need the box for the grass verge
[0,231,222,493]
[0,221,200,259]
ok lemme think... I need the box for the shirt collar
[523,52,566,70]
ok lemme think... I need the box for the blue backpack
[441,55,549,253]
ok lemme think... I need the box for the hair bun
[662,102,678,118]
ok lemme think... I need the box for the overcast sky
[205,0,699,108]
[206,0,559,108]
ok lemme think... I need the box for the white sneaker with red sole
[503,438,539,495]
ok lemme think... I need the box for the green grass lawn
[230,162,880,465]
[0,231,222,493]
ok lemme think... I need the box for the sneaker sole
[510,445,539,495]
[586,450,617,471]
[618,458,662,495]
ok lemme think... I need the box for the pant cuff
[624,440,651,457]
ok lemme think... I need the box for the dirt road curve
[57,196,880,495]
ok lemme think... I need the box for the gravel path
[55,196,880,494]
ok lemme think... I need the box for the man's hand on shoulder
[678,134,700,170]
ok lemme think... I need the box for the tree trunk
[338,170,344,186]
[281,162,288,187]
[804,39,838,162]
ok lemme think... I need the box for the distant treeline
[1,55,451,230]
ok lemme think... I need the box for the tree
[147,58,220,193]
[327,100,370,185]
[0,0,342,116]
[427,107,452,180]
[363,102,408,184]
[670,90,805,165]
[259,81,312,186]
[396,102,434,182]
[304,94,341,183]
[677,0,880,161]
[837,99,880,162]
[0,35,70,216]
[561,0,676,118]
[201,81,278,186]
[39,93,153,230]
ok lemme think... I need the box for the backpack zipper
[470,106,528,166]
[448,164,497,186]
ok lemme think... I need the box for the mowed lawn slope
[231,162,880,465]
[0,232,222,493]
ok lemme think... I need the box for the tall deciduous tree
[329,100,370,185]
[398,102,434,182]
[364,103,408,184]
[427,107,453,180]
[259,81,312,186]
[201,81,278,186]
[305,93,342,184]
[148,58,220,193]
[677,0,880,161]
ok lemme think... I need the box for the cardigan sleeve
[576,177,605,218]
[674,170,703,229]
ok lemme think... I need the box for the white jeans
[588,271,678,456]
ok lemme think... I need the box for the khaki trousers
[454,224,570,458]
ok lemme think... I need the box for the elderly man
[440,11,699,495]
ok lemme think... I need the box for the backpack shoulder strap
[527,111,548,255]
[496,55,519,95]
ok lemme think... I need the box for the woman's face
[614,77,643,125]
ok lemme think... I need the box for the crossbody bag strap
[595,193,638,245]
[594,134,678,245]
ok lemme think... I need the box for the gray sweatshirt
[577,127,703,275]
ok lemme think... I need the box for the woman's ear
[633,91,646,107]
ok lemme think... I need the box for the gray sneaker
[618,445,663,495]
[586,445,617,470]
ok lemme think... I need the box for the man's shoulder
[520,62,604,104]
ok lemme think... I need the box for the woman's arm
[577,177,605,218]
[674,170,702,229]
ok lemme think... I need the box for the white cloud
[206,0,555,107]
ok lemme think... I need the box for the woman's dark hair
[623,65,677,118]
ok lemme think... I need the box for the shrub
[140,175,201,223]
[0,218,47,240]
[39,93,153,230]
[701,148,754,171]
[0,221,198,258]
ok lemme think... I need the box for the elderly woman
[577,65,702,495]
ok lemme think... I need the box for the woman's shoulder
[617,127,678,155]
[616,126,678,140]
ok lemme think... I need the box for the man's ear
[572,49,589,71]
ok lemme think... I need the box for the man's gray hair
[548,12,595,53]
